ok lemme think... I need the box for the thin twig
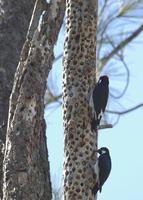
[106,103,143,115]
[99,23,143,69]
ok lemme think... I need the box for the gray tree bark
[0,0,35,198]
[63,0,97,199]
[3,0,65,200]
[2,0,65,199]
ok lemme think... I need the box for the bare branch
[105,38,130,99]
[44,91,62,105]
[99,23,143,69]
[106,103,143,115]
[99,124,113,130]
[54,53,63,63]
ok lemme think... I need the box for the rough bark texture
[3,0,65,199]
[63,0,97,199]
[0,0,35,198]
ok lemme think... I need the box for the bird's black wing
[92,183,99,196]
[92,83,103,117]
[98,154,111,192]
[101,86,109,113]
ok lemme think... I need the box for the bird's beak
[95,149,102,155]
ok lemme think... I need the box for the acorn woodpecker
[91,75,109,130]
[93,147,111,195]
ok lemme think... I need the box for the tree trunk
[63,0,97,199]
[0,0,35,198]
[2,0,65,199]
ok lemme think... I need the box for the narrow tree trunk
[3,0,65,199]
[63,0,97,199]
[0,0,35,198]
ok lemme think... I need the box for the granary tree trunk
[2,0,65,199]
[63,0,97,199]
[0,0,35,198]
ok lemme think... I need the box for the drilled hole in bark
[90,141,94,146]
[77,124,80,128]
[76,175,80,180]
[85,151,89,155]
[79,1,83,6]
[75,82,79,87]
[20,106,25,112]
[65,171,69,176]
[83,122,86,129]
[71,152,74,156]
[80,141,85,147]
[78,169,82,173]
[72,186,75,190]
[65,186,68,192]
[81,183,84,187]
[29,72,33,77]
[80,134,84,139]
[79,153,83,157]
[73,60,77,65]
[85,130,89,133]
[90,148,93,152]
[69,181,72,186]
[76,188,81,193]
[75,137,78,141]
[74,181,78,185]
[85,138,89,143]
[72,167,75,172]
[65,37,68,42]
[30,62,34,66]
[68,44,71,49]
[79,93,84,98]
[77,131,80,135]
[69,105,72,112]
[72,30,76,35]
[67,114,71,119]
[86,146,89,150]
[67,9,70,16]
[37,193,39,198]
[73,156,77,161]
[69,134,74,139]
[75,34,80,43]
[71,141,75,146]
[82,174,86,179]
[69,92,73,97]
[44,47,48,52]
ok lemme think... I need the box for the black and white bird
[93,147,111,195]
[91,75,109,130]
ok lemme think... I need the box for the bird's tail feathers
[92,184,99,196]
